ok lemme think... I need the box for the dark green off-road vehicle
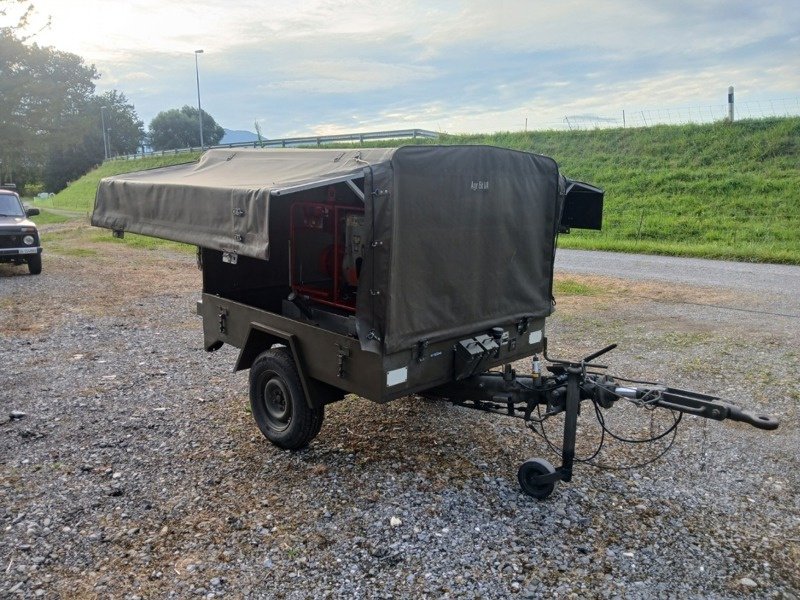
[92,146,778,498]
[0,186,42,275]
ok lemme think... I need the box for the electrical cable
[586,371,663,386]
[526,387,683,470]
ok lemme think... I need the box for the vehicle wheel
[249,347,323,450]
[309,404,326,439]
[27,254,42,275]
[518,458,557,499]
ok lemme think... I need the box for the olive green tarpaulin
[92,148,396,260]
[93,146,564,355]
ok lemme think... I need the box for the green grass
[88,231,195,254]
[54,247,98,257]
[32,117,800,263]
[28,208,73,225]
[553,278,600,296]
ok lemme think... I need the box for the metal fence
[109,128,439,161]
[557,97,800,131]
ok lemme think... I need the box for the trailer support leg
[518,366,583,498]
[559,365,581,482]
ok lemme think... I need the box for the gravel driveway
[2,227,798,599]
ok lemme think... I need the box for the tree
[1,0,49,40]
[96,91,145,156]
[149,105,224,151]
[42,91,144,191]
[1,5,145,191]
[1,2,146,191]
[0,33,99,186]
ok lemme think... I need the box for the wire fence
[557,97,800,131]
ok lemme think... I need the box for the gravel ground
[2,225,798,599]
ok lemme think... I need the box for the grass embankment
[33,118,800,263]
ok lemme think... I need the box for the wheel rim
[262,373,292,432]
[518,459,555,499]
[522,467,548,492]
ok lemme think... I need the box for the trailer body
[93,146,595,404]
[92,145,776,499]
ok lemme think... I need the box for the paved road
[555,249,800,317]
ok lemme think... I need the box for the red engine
[289,188,364,312]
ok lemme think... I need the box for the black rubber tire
[518,458,557,500]
[309,404,325,439]
[249,347,323,450]
[27,254,42,275]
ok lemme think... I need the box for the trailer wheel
[249,348,324,450]
[518,458,556,499]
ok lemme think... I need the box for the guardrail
[109,128,439,161]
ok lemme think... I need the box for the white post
[100,106,109,160]
[728,86,735,122]
[195,49,205,148]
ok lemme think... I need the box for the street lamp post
[194,49,204,149]
[100,106,109,160]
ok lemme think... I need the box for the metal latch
[415,339,429,363]
[336,343,351,378]
[217,307,228,334]
[232,208,245,217]
[517,316,530,334]
[222,251,238,264]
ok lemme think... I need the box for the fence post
[728,86,735,122]
[636,210,645,243]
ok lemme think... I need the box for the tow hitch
[427,340,779,499]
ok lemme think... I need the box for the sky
[16,0,800,137]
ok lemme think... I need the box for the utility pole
[100,106,109,160]
[195,49,205,148]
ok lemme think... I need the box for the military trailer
[92,146,778,499]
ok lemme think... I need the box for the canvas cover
[356,146,562,353]
[92,148,396,259]
[93,146,563,355]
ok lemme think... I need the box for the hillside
[220,128,260,144]
[35,118,800,263]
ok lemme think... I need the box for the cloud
[29,0,800,134]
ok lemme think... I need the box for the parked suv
[0,186,42,275]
